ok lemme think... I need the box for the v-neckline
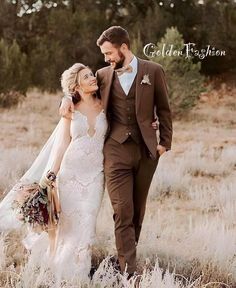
[74,109,104,138]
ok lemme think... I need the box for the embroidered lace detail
[54,110,107,282]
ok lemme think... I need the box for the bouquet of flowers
[12,171,60,233]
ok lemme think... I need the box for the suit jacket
[96,57,172,159]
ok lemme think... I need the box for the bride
[0,63,108,285]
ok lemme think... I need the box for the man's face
[100,41,125,69]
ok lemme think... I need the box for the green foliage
[0,0,235,105]
[131,29,143,57]
[0,38,28,107]
[30,40,66,92]
[152,27,205,114]
[28,4,108,91]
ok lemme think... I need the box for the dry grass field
[0,80,235,287]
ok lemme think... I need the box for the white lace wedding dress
[0,108,108,286]
[53,109,107,282]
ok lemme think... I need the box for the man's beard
[112,50,125,69]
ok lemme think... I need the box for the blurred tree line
[0,0,235,110]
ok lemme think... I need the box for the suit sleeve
[95,70,102,99]
[154,66,173,150]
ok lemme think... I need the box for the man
[60,26,172,277]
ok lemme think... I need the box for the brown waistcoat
[97,58,173,159]
[108,73,142,144]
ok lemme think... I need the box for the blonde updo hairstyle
[61,63,87,105]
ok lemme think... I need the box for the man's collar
[128,55,138,71]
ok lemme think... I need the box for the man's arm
[154,65,172,151]
[95,70,102,100]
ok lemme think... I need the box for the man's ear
[120,43,128,52]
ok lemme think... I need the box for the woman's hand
[39,171,56,190]
[59,97,74,119]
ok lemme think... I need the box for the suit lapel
[135,58,146,115]
[101,67,114,114]
[101,58,146,114]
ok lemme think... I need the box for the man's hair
[96,26,130,49]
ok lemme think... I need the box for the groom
[61,26,172,277]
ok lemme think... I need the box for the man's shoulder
[138,57,164,72]
[96,66,112,76]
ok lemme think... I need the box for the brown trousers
[104,137,159,274]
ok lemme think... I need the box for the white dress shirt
[117,56,138,95]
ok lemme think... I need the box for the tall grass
[0,90,236,287]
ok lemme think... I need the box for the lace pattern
[54,109,107,282]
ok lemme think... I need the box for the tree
[0,39,29,107]
[151,27,205,115]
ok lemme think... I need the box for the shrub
[0,39,29,108]
[151,27,205,115]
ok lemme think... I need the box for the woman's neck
[80,93,96,106]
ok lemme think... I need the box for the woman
[49,63,108,283]
[0,63,108,285]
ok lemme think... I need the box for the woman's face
[76,68,98,94]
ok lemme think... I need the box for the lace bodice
[70,109,107,141]
[58,109,107,186]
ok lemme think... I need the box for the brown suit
[96,58,172,273]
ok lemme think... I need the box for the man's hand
[151,118,158,130]
[59,97,74,118]
[157,144,166,156]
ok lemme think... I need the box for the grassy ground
[0,82,235,287]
